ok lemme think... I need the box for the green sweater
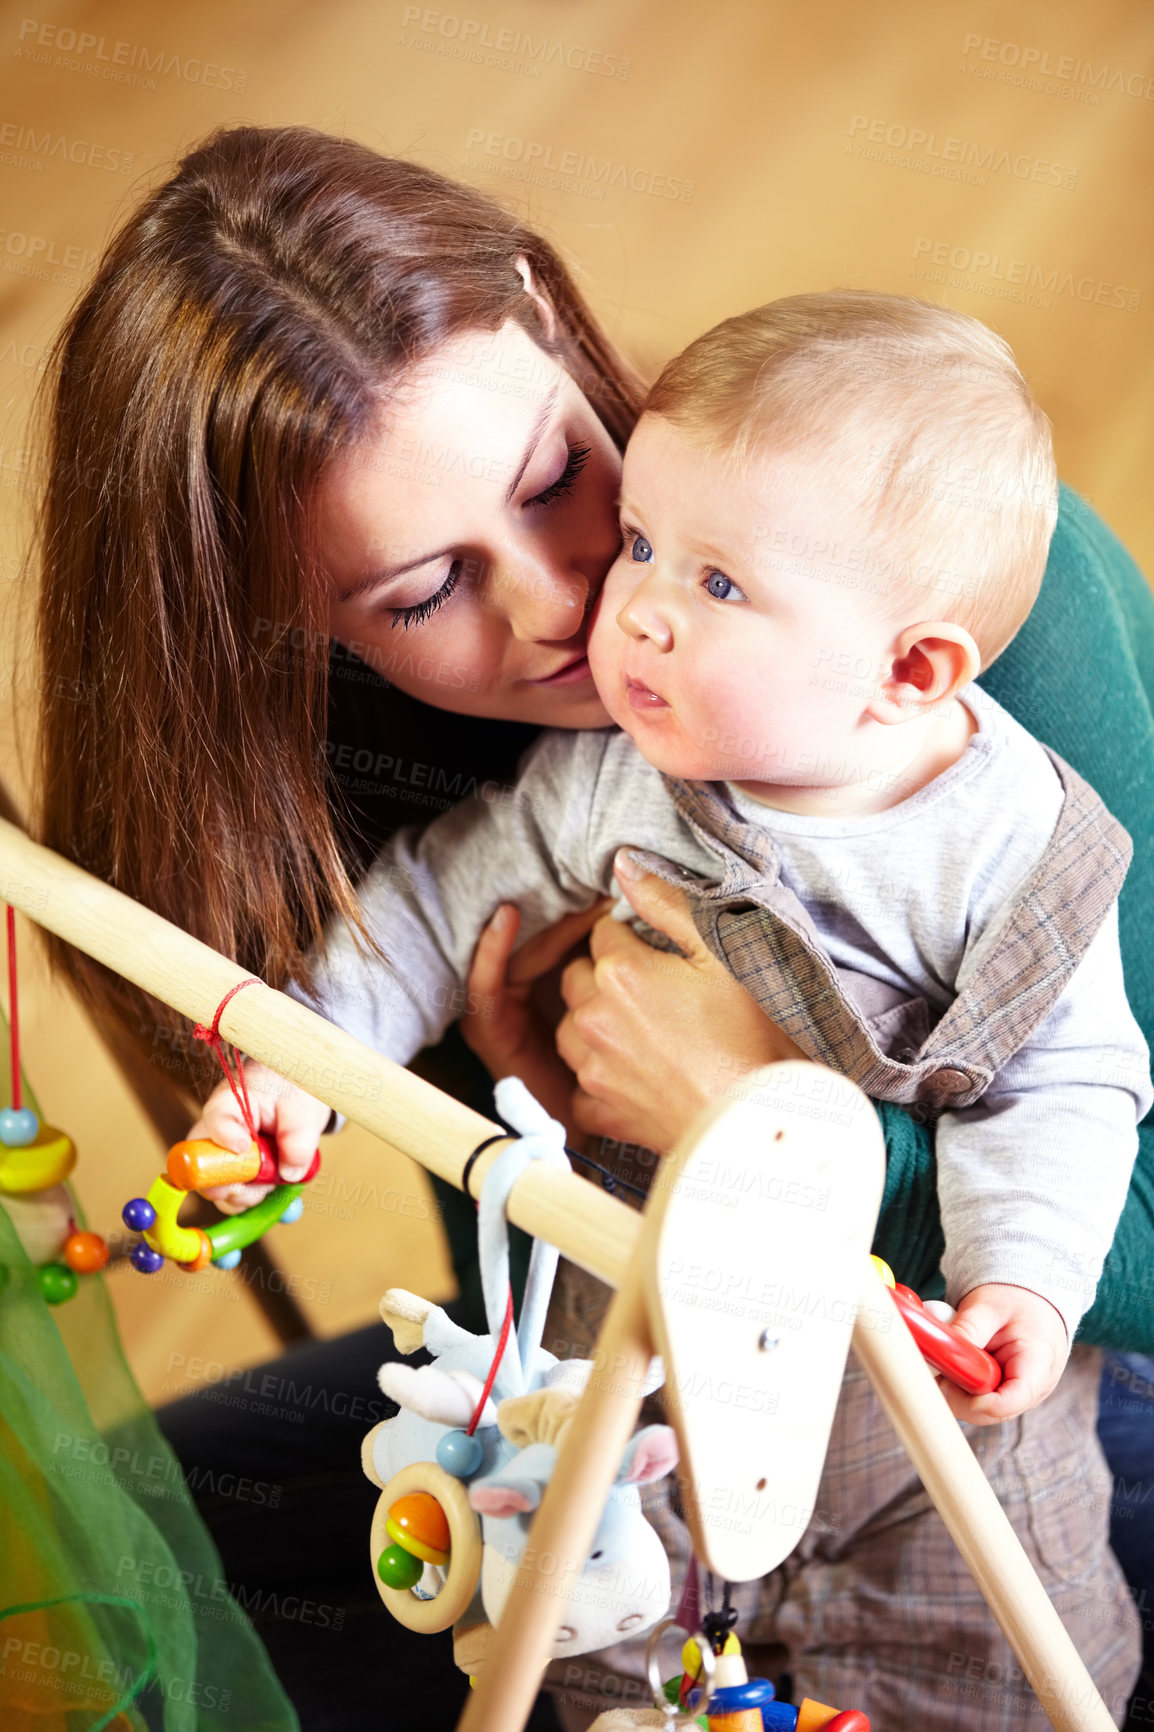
[872,486,1154,1348]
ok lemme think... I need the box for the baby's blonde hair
[644,291,1058,665]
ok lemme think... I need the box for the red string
[193,979,263,1142]
[466,1285,514,1437]
[194,975,513,1433]
[6,906,20,1111]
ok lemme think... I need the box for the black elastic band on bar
[462,1127,649,1206]
[462,1133,511,1201]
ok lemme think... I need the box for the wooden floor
[1,0,1152,1404]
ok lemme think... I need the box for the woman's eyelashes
[389,560,462,630]
[525,441,591,508]
[385,440,592,629]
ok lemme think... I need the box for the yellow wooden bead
[683,1632,740,1678]
[384,1515,449,1567]
[0,1125,76,1195]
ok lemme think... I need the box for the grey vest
[618,749,1132,1123]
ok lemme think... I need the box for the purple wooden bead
[122,1197,156,1232]
[129,1242,164,1274]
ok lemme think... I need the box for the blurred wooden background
[1,0,1152,1404]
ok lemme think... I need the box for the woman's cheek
[372,610,497,704]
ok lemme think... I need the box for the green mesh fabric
[0,1065,298,1731]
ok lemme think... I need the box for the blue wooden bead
[130,1242,165,1274]
[280,1196,304,1224]
[0,1106,39,1147]
[214,1249,243,1270]
[437,1428,484,1478]
[122,1197,156,1232]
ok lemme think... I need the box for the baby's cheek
[587,602,621,685]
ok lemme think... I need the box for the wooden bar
[460,1257,655,1732]
[0,816,639,1288]
[851,1261,1118,1732]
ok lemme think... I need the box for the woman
[32,125,1152,1730]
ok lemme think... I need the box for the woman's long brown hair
[31,124,644,1096]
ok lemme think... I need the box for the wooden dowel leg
[852,1262,1118,1732]
[458,1257,654,1732]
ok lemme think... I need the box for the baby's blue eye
[705,570,747,602]
[630,534,653,563]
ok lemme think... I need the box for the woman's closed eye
[389,560,462,630]
[704,568,747,603]
[525,441,591,509]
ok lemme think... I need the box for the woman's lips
[626,678,668,711]
[532,653,592,687]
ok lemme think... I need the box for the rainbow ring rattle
[121,1135,320,1274]
[871,1256,1002,1396]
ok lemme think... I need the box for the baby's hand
[937,1283,1069,1426]
[185,1061,330,1214]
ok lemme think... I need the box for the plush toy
[360,1078,679,1675]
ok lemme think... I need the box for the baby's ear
[869,622,980,723]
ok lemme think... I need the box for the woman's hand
[185,1061,330,1214]
[555,849,805,1153]
[461,899,612,1143]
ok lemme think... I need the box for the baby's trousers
[544,1310,1141,1731]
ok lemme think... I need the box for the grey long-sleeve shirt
[292,684,1151,1338]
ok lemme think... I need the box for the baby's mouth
[625,677,669,711]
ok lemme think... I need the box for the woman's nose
[615,573,673,651]
[500,555,591,642]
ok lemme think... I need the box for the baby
[198,291,1151,1421]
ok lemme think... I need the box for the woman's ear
[866,621,981,724]
[514,254,557,343]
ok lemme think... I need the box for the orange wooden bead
[387,1491,451,1556]
[63,1231,109,1274]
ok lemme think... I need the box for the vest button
[933,1068,971,1095]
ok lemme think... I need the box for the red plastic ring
[890,1285,1001,1395]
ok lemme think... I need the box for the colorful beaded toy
[0,904,107,1303]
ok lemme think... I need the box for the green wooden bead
[376,1542,423,1590]
[38,1262,79,1305]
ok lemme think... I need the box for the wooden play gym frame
[0,814,1124,1732]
